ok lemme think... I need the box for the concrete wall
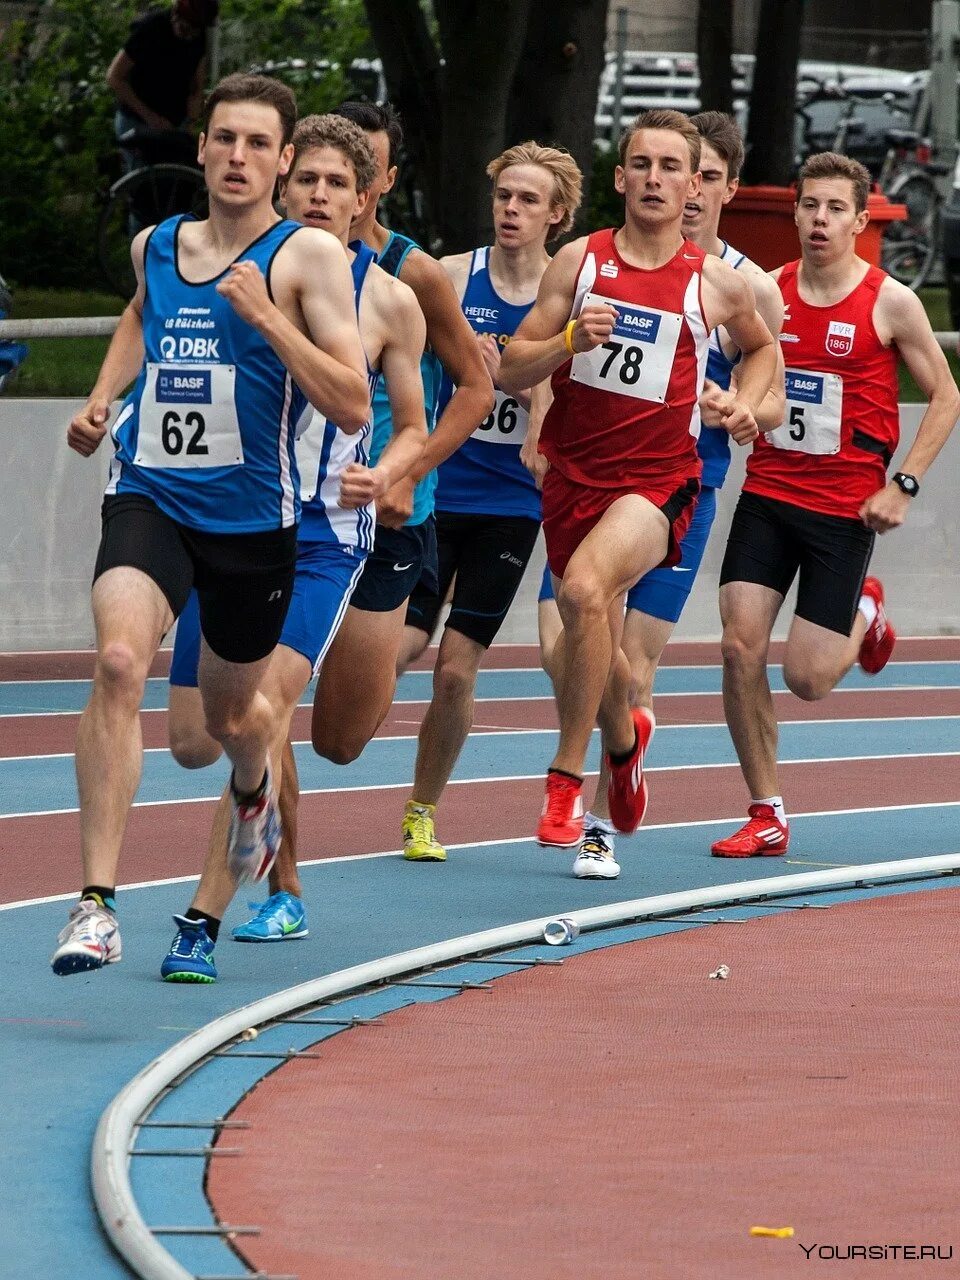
[0,401,954,651]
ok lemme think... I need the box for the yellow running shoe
[402,800,447,862]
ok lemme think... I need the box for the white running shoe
[227,763,282,885]
[50,899,122,976]
[572,826,620,879]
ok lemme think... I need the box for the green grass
[3,285,958,400]
[4,288,123,398]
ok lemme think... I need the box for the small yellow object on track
[750,1226,794,1238]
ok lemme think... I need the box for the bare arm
[703,259,777,442]
[499,239,617,393]
[519,379,554,489]
[401,250,494,479]
[106,50,171,130]
[220,229,369,432]
[859,281,960,533]
[67,230,149,456]
[339,280,428,522]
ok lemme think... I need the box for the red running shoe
[537,771,584,847]
[858,577,896,675]
[711,804,789,858]
[606,706,656,834]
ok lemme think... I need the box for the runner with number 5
[397,142,583,863]
[499,109,778,851]
[713,151,960,860]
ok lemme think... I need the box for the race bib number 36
[766,368,843,456]
[570,292,683,404]
[136,362,244,469]
[474,390,529,445]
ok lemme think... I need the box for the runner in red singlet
[713,151,960,859]
[499,109,778,848]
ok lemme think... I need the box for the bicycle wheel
[881,172,940,292]
[98,164,207,298]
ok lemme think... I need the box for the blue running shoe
[160,914,217,983]
[232,892,308,942]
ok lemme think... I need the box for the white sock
[583,810,615,834]
[858,594,878,628]
[755,796,786,824]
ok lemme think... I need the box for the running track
[2,638,959,1278]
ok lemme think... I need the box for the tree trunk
[742,0,805,185]
[505,0,610,232]
[433,0,533,251]
[362,0,443,237]
[696,0,734,114]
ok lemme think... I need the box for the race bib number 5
[569,292,683,404]
[766,369,843,456]
[474,390,529,445]
[136,362,244,469]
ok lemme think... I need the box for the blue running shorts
[169,541,367,686]
[536,486,718,626]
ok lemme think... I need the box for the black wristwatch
[892,472,920,497]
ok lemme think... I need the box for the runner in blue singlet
[158,113,429,981]
[536,111,786,881]
[395,141,584,863]
[306,100,495,769]
[52,74,370,978]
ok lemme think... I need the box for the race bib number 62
[570,292,683,405]
[136,362,244,469]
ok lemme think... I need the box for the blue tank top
[434,247,540,520]
[107,215,307,533]
[296,241,379,551]
[698,240,752,489]
[365,231,442,527]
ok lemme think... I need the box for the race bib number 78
[570,292,683,405]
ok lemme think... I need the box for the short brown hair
[203,73,297,148]
[797,151,871,213]
[290,114,377,193]
[486,140,584,240]
[618,109,701,172]
[690,110,744,181]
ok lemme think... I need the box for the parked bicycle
[98,127,207,299]
[794,79,944,291]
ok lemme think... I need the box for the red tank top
[745,260,900,518]
[539,228,708,488]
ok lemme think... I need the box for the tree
[742,0,805,184]
[363,0,611,251]
[696,0,734,114]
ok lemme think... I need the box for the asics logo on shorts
[500,551,523,567]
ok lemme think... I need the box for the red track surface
[211,889,960,1280]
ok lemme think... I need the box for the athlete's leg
[189,646,311,923]
[168,589,222,768]
[552,496,669,777]
[197,641,277,795]
[410,626,486,806]
[781,614,867,701]
[311,601,407,763]
[398,623,433,672]
[719,580,784,799]
[76,567,173,887]
[271,737,303,899]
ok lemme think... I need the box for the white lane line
[1,713,958,765]
[5,795,959,913]
[4,749,960,821]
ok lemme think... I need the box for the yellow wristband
[564,319,576,355]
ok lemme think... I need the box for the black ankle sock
[548,767,583,784]
[231,769,268,806]
[608,730,639,768]
[184,907,220,942]
[81,885,116,912]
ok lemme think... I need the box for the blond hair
[797,151,871,213]
[289,113,377,193]
[618,109,701,172]
[486,140,583,240]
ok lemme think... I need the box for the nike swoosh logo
[282,918,303,934]
[672,566,693,573]
[393,562,413,571]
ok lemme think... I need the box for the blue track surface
[3,651,959,1278]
